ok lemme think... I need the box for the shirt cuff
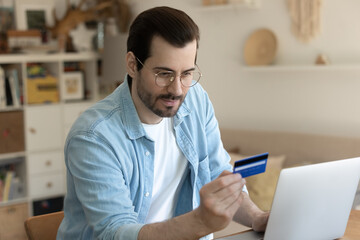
[115,223,144,240]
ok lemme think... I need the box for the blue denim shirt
[57,77,232,240]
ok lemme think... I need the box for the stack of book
[0,167,24,202]
[0,65,22,109]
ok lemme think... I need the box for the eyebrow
[153,66,196,73]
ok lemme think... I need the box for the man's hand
[233,191,270,233]
[195,171,246,233]
[252,211,269,232]
[138,171,269,240]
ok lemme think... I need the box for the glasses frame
[135,57,202,88]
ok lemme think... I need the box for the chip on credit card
[233,152,268,178]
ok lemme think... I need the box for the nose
[167,75,183,96]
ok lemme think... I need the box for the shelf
[0,51,98,229]
[24,102,62,108]
[0,197,28,207]
[0,152,26,162]
[0,106,24,112]
[199,0,261,11]
[0,52,99,64]
[241,64,360,72]
[63,99,95,105]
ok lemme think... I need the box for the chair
[24,211,64,240]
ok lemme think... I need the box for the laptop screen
[264,157,360,240]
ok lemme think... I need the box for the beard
[136,77,185,118]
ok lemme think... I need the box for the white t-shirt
[142,118,187,223]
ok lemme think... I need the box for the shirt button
[145,151,150,156]
[145,192,150,197]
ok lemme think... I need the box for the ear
[126,51,137,78]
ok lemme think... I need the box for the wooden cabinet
[0,203,28,240]
[0,111,25,154]
[0,53,99,229]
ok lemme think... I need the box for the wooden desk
[341,210,360,239]
[219,210,360,240]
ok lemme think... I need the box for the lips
[160,97,180,107]
[158,94,182,107]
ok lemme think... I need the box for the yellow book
[0,179,3,202]
[2,171,14,202]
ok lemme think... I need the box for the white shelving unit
[199,0,261,11]
[0,52,99,239]
[241,64,360,72]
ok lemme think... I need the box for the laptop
[217,157,360,240]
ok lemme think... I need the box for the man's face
[131,36,197,124]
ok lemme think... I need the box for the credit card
[233,152,268,178]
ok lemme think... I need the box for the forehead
[147,35,197,66]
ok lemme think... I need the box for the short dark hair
[127,6,200,70]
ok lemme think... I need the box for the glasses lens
[155,71,175,87]
[181,72,201,87]
[155,70,202,87]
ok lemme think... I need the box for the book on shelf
[9,68,21,107]
[8,176,24,200]
[0,179,3,202]
[0,66,6,108]
[64,62,83,72]
[0,170,24,202]
[2,170,14,202]
[4,72,12,106]
[7,68,21,107]
[0,65,22,108]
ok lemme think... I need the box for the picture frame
[61,72,84,101]
[14,0,54,31]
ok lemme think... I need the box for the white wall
[58,0,360,138]
[191,0,360,138]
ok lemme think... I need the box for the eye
[157,71,173,78]
[182,71,194,78]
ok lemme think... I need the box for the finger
[215,176,244,195]
[213,175,245,195]
[215,179,245,205]
[213,191,245,222]
[202,186,244,220]
[225,190,245,209]
[225,191,245,216]
[207,172,243,193]
[205,178,245,213]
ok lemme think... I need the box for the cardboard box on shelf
[27,75,59,104]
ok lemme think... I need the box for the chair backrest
[24,211,64,240]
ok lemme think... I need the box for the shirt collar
[119,75,191,139]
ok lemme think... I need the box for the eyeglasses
[136,57,202,88]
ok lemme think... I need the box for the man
[57,6,269,240]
